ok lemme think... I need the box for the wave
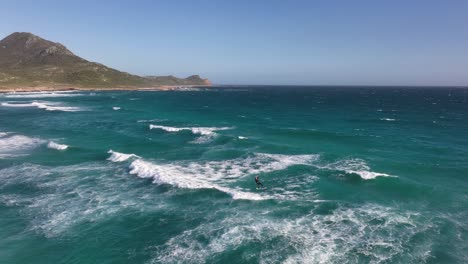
[128,159,266,200]
[0,134,44,158]
[321,158,393,180]
[110,149,387,201]
[2,91,84,98]
[1,101,82,112]
[125,153,318,200]
[339,159,392,180]
[149,125,190,133]
[348,170,390,180]
[380,118,396,121]
[149,124,233,143]
[47,141,69,150]
[154,204,433,263]
[107,150,140,162]
[238,136,248,140]
[137,119,167,123]
[112,106,121,110]
[0,162,167,237]
[149,125,232,135]
[0,162,442,262]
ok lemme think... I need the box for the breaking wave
[47,141,69,150]
[108,148,390,201]
[380,118,396,121]
[2,91,84,98]
[149,124,233,143]
[107,150,140,162]
[320,158,393,180]
[137,119,167,123]
[129,159,266,200]
[1,101,82,112]
[124,152,319,201]
[149,125,232,135]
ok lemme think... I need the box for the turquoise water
[0,86,467,263]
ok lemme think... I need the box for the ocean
[0,86,467,263]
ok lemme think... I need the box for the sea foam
[155,204,430,264]
[107,150,140,162]
[1,101,82,112]
[128,159,266,200]
[47,141,69,150]
[0,162,166,237]
[322,158,393,180]
[124,152,318,200]
[0,134,44,158]
[149,125,232,135]
[380,118,396,121]
[149,124,233,143]
[2,91,83,98]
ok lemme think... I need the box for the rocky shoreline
[0,85,213,93]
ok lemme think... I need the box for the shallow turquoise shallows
[0,86,467,264]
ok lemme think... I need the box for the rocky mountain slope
[0,32,210,89]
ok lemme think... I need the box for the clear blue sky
[1,0,468,86]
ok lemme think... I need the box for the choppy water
[0,86,467,263]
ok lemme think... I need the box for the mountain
[0,32,210,89]
[145,75,211,86]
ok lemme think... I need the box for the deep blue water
[0,86,467,263]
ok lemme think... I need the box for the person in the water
[255,175,264,188]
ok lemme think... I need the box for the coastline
[0,85,212,93]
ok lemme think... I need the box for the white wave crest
[238,136,248,140]
[1,101,82,112]
[323,158,393,180]
[149,124,233,143]
[380,118,396,121]
[47,141,69,150]
[3,91,83,98]
[137,119,167,123]
[112,106,121,110]
[47,141,68,150]
[126,153,318,200]
[149,125,186,133]
[149,125,232,135]
[128,159,265,200]
[107,150,140,162]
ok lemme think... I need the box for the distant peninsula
[0,32,211,91]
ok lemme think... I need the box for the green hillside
[0,32,210,89]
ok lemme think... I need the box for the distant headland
[0,32,211,92]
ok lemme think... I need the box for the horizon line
[213,84,468,88]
